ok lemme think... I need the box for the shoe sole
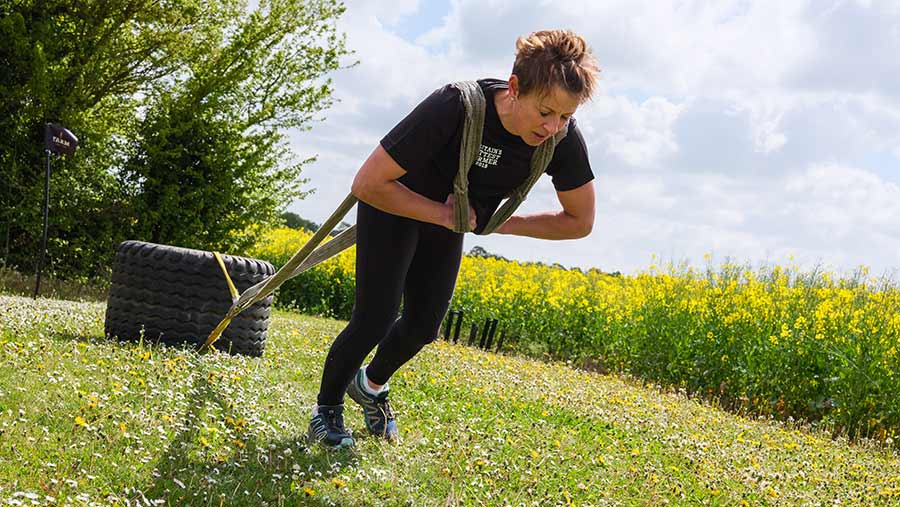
[307,429,354,449]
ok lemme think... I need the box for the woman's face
[511,81,580,146]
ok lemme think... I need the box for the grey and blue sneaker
[346,368,399,442]
[308,404,354,449]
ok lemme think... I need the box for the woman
[308,29,600,448]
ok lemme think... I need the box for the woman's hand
[443,194,477,231]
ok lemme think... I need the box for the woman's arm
[494,181,595,239]
[351,145,477,231]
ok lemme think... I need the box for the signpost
[34,123,78,298]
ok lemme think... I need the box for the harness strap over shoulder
[449,80,568,234]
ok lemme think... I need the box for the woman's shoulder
[558,117,587,152]
[417,78,503,117]
[430,78,508,98]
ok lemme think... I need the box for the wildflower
[75,416,87,427]
[331,477,346,488]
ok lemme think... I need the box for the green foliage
[0,0,350,276]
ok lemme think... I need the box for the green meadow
[1,295,898,506]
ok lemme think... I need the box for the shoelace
[325,410,346,432]
[374,394,394,420]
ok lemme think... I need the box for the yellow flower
[75,416,87,427]
[331,477,347,488]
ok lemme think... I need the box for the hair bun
[512,30,600,103]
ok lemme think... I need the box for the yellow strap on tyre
[199,252,240,352]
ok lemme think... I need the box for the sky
[286,0,900,277]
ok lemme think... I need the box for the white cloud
[783,163,900,235]
[588,96,685,168]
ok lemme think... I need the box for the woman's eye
[540,111,550,117]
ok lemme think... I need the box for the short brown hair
[512,30,600,104]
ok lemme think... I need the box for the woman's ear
[508,74,520,100]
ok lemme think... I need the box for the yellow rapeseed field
[251,227,900,444]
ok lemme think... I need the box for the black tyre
[104,240,275,357]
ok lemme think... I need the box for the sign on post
[45,123,79,156]
[35,123,79,298]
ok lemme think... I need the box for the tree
[0,0,222,276]
[468,245,508,261]
[0,0,350,276]
[282,212,319,232]
[120,0,348,253]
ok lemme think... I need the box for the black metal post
[468,322,478,346]
[495,328,506,353]
[453,310,464,343]
[444,310,456,340]
[485,318,499,350]
[479,318,491,349]
[34,150,51,299]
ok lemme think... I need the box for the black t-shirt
[380,78,593,234]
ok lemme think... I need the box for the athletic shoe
[346,368,399,442]
[307,404,354,449]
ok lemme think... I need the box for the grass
[1,294,899,506]
[0,267,108,303]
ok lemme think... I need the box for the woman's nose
[544,116,565,135]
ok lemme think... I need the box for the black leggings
[316,201,464,406]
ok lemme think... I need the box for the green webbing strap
[449,81,568,235]
[199,194,359,352]
[201,81,567,351]
[451,81,485,233]
[481,128,565,233]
